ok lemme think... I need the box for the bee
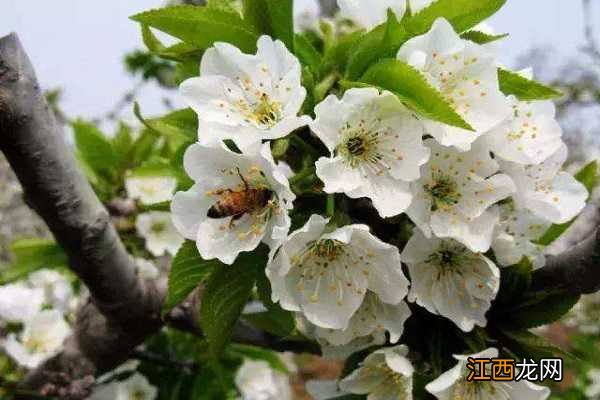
[207,168,273,222]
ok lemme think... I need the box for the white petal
[351,230,409,304]
[430,207,500,253]
[338,0,406,29]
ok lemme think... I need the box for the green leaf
[131,5,259,53]
[228,344,289,373]
[163,241,220,315]
[500,330,574,361]
[345,11,408,80]
[200,245,268,357]
[461,30,508,44]
[506,288,580,329]
[493,258,533,308]
[405,0,507,36]
[129,158,175,178]
[498,68,563,100]
[0,239,67,284]
[113,123,134,165]
[73,120,119,174]
[244,271,295,337]
[242,0,294,51]
[141,24,203,62]
[294,34,322,77]
[321,31,362,76]
[146,108,198,143]
[360,58,474,130]
[575,160,598,193]
[207,0,240,13]
[537,161,598,245]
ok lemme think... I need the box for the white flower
[586,368,600,399]
[499,144,587,224]
[89,373,157,400]
[407,138,515,252]
[28,270,74,314]
[397,18,510,151]
[298,291,411,360]
[338,0,406,29]
[426,348,550,400]
[171,143,294,265]
[294,0,321,31]
[484,97,564,164]
[0,283,44,323]
[235,359,292,400]
[339,345,414,400]
[135,258,160,280]
[180,35,310,151]
[136,211,184,257]
[3,310,71,369]
[312,88,430,218]
[411,0,434,13]
[492,204,551,269]
[267,215,409,330]
[125,176,177,205]
[402,230,500,332]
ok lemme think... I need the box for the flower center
[291,239,370,305]
[130,390,146,400]
[151,222,166,234]
[424,173,461,211]
[427,242,473,271]
[452,379,509,400]
[361,363,410,399]
[336,119,401,177]
[252,94,282,128]
[24,337,47,353]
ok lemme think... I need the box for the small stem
[290,135,319,161]
[326,193,335,217]
[289,167,316,186]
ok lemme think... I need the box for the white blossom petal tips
[484,96,563,165]
[499,144,588,224]
[402,230,500,332]
[235,359,293,400]
[426,348,550,400]
[492,204,551,269]
[267,214,409,330]
[125,176,177,205]
[171,143,294,265]
[297,291,411,360]
[180,35,310,150]
[312,88,430,218]
[339,345,414,400]
[3,310,71,369]
[337,0,406,29]
[136,211,184,257]
[397,18,511,151]
[407,138,515,252]
[0,283,44,323]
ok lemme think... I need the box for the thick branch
[0,33,164,396]
[533,227,600,295]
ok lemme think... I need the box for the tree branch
[0,33,164,397]
[533,225,600,295]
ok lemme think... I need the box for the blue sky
[1,0,598,126]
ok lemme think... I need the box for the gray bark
[0,33,164,397]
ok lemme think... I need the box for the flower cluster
[163,0,591,398]
[0,270,75,369]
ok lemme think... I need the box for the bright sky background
[1,0,598,127]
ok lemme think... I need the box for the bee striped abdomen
[207,189,272,219]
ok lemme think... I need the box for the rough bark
[0,33,164,397]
